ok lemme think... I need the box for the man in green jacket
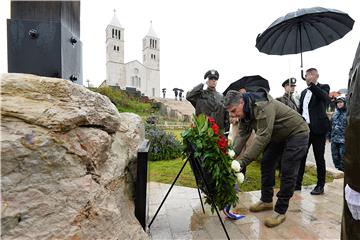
[224,90,309,227]
[186,69,229,131]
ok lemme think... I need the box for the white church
[101,12,160,98]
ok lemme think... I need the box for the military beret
[204,69,219,80]
[282,78,296,87]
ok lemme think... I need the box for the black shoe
[310,186,324,195]
[294,186,302,191]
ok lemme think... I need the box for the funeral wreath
[181,114,241,213]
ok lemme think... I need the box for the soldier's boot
[264,211,286,228]
[249,200,273,212]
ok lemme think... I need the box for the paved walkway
[148,179,343,240]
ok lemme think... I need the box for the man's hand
[230,117,239,124]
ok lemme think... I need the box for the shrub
[145,123,183,161]
[89,86,154,116]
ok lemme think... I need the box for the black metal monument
[7,1,82,85]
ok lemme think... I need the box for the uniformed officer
[276,78,298,111]
[225,90,309,227]
[186,69,229,131]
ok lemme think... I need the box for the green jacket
[276,93,298,112]
[234,96,309,167]
[186,83,229,131]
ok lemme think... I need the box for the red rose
[208,117,216,125]
[217,135,228,153]
[211,124,219,135]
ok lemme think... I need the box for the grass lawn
[148,158,334,192]
[151,128,333,192]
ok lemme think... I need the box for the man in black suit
[296,68,330,195]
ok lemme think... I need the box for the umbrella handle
[301,69,306,80]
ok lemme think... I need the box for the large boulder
[1,74,148,239]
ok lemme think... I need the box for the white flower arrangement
[235,172,245,184]
[231,160,240,172]
[228,149,236,158]
[231,160,244,184]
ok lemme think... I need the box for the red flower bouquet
[182,114,239,212]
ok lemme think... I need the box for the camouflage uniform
[186,83,229,131]
[330,106,347,171]
[276,93,298,111]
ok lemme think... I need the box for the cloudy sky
[1,0,359,98]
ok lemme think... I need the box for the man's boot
[249,200,273,212]
[264,211,286,227]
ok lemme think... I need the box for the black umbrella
[223,75,270,96]
[256,7,354,79]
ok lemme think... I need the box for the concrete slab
[148,179,343,240]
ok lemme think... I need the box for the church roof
[109,10,122,28]
[146,21,157,38]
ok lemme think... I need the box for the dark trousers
[331,142,345,171]
[296,131,327,188]
[260,133,309,214]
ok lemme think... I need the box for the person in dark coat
[173,88,178,100]
[186,69,229,131]
[341,41,360,240]
[178,89,183,101]
[295,68,330,195]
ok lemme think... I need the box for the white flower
[231,160,241,172]
[236,172,245,184]
[228,149,236,158]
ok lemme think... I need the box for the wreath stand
[148,143,231,240]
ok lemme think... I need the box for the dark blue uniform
[330,104,347,171]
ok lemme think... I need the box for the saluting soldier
[186,69,229,131]
[276,78,298,111]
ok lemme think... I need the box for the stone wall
[1,74,149,239]
[154,98,194,122]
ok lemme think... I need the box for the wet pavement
[148,179,343,240]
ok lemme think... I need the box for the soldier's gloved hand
[202,80,208,90]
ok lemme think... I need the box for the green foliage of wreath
[181,114,239,212]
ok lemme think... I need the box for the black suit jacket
[299,82,330,135]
